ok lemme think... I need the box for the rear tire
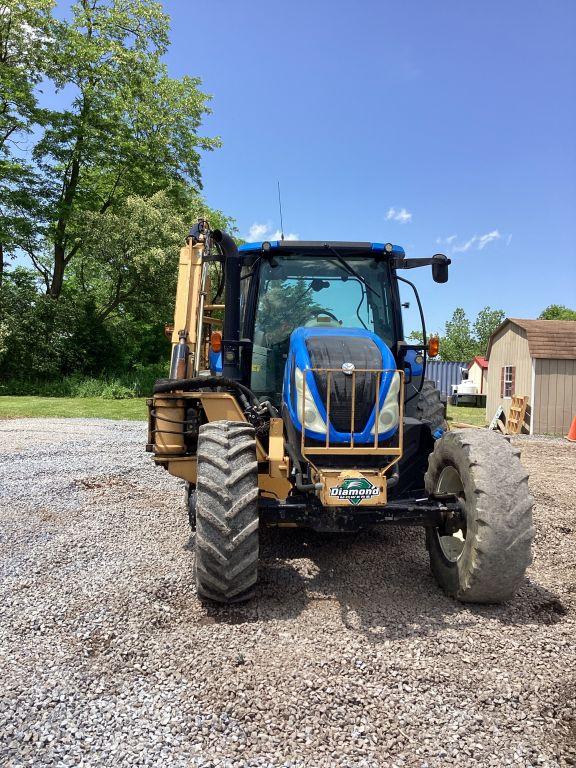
[405,379,447,432]
[195,421,259,604]
[425,429,534,603]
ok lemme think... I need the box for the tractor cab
[234,242,405,449]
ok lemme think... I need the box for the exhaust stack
[211,229,242,381]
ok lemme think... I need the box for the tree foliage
[472,306,505,355]
[24,0,220,297]
[256,280,327,345]
[0,0,233,383]
[538,304,576,321]
[410,306,505,361]
[0,0,55,284]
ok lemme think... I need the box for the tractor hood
[283,327,400,444]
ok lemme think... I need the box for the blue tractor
[148,224,534,605]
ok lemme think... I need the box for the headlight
[371,372,400,435]
[294,367,327,434]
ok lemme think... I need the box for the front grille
[306,336,381,433]
[312,371,374,432]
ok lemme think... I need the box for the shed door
[534,359,576,435]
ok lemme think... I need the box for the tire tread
[425,429,534,603]
[195,420,259,603]
[405,379,447,431]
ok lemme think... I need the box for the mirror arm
[392,253,451,270]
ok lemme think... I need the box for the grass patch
[0,364,168,399]
[0,396,148,421]
[446,403,487,428]
[1,396,487,427]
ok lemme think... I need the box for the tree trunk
[49,243,66,297]
[49,142,83,298]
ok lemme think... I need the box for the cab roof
[238,240,406,256]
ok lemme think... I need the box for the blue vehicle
[150,227,535,606]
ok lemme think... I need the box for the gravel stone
[0,418,575,767]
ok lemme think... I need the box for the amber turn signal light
[428,335,440,357]
[210,330,222,352]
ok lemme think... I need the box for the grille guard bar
[300,367,404,458]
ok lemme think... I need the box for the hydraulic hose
[386,463,400,489]
[283,441,322,492]
[153,376,280,420]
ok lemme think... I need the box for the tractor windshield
[246,254,396,401]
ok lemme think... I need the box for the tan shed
[485,319,576,435]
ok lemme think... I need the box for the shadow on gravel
[199,526,567,639]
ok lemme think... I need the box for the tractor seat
[304,315,342,329]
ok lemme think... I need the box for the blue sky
[161,0,576,334]
[50,0,575,334]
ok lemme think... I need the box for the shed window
[500,365,515,398]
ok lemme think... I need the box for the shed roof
[468,355,488,369]
[486,319,576,360]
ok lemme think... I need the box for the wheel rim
[435,466,466,562]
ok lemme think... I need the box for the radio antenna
[277,180,285,241]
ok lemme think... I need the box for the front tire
[195,421,259,603]
[425,429,534,603]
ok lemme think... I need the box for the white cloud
[386,207,412,224]
[477,230,501,250]
[246,222,299,242]
[440,229,506,254]
[437,234,457,246]
[453,235,478,253]
[247,222,270,241]
[270,229,300,241]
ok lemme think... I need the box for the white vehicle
[451,368,485,406]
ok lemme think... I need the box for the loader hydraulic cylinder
[169,329,190,380]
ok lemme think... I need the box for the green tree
[69,191,233,321]
[409,305,505,361]
[473,306,506,354]
[0,0,237,384]
[440,307,477,361]
[0,267,117,378]
[0,200,235,379]
[539,304,576,321]
[0,0,53,152]
[22,0,219,297]
[0,0,54,287]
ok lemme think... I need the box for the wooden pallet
[506,395,528,435]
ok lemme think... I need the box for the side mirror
[432,254,449,283]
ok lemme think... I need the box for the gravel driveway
[1,419,575,767]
